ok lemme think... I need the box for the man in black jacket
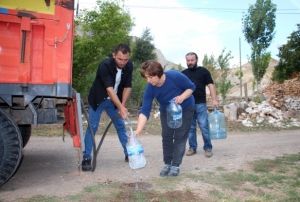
[82,44,133,171]
[182,52,219,158]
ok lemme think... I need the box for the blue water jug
[166,99,182,129]
[126,132,146,169]
[208,108,227,139]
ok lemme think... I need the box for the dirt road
[1,129,300,201]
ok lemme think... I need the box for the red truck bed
[0,0,74,98]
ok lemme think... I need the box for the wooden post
[244,83,248,101]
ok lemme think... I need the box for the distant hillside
[154,49,180,70]
[227,58,278,97]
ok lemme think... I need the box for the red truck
[0,0,82,186]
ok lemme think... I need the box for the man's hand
[118,105,128,119]
[212,99,219,108]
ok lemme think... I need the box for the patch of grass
[64,182,121,202]
[209,189,239,202]
[253,173,286,187]
[18,153,300,202]
[286,189,300,202]
[221,172,259,189]
[186,170,259,190]
[185,153,300,201]
[251,153,300,174]
[152,175,184,190]
[20,195,60,202]
[216,166,227,171]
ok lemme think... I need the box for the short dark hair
[113,43,131,54]
[140,60,164,78]
[185,52,198,60]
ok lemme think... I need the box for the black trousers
[160,106,194,167]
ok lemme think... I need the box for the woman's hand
[174,89,193,104]
[174,95,184,104]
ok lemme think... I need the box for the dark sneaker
[168,166,180,176]
[159,164,171,177]
[81,158,92,171]
[125,155,129,162]
[186,148,196,156]
[205,149,213,158]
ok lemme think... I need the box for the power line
[124,5,300,15]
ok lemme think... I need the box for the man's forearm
[122,87,132,106]
[208,84,217,100]
[106,87,123,109]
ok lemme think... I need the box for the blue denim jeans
[188,103,212,151]
[83,99,127,159]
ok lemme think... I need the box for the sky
[78,0,300,67]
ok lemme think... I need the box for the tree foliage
[216,49,233,102]
[251,51,271,84]
[131,28,156,64]
[272,24,300,82]
[203,54,217,80]
[242,0,276,86]
[203,50,233,102]
[73,36,99,96]
[73,0,134,97]
[130,28,156,107]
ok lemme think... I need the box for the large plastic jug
[126,132,146,169]
[208,108,227,139]
[166,99,182,128]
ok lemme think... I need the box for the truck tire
[19,125,31,148]
[0,109,23,187]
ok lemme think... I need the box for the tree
[131,28,156,107]
[73,0,134,97]
[242,0,276,88]
[73,36,99,96]
[131,28,156,64]
[202,54,217,80]
[216,49,233,102]
[272,24,300,82]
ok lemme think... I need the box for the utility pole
[239,37,243,99]
[76,0,79,17]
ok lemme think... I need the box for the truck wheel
[19,125,31,148]
[0,109,23,187]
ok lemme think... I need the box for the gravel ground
[0,129,300,201]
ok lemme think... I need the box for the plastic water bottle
[167,99,182,129]
[208,108,227,139]
[126,133,146,169]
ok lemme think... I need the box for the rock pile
[224,96,300,128]
[263,77,300,97]
[223,76,300,128]
[238,100,300,128]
